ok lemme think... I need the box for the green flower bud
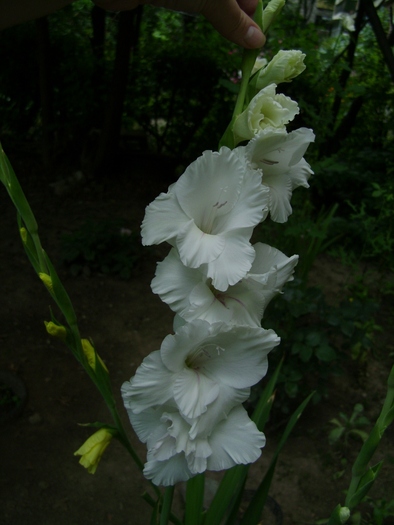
[81,338,108,373]
[339,507,350,523]
[20,227,28,244]
[39,272,53,293]
[44,321,67,340]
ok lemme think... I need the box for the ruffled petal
[213,169,269,233]
[121,351,174,413]
[188,385,250,439]
[173,368,220,419]
[263,171,293,223]
[207,405,266,470]
[201,229,256,291]
[176,220,225,267]
[151,248,203,316]
[199,325,280,389]
[174,148,243,230]
[141,191,189,246]
[249,243,299,290]
[288,158,313,190]
[144,451,193,486]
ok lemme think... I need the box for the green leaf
[203,465,248,525]
[348,462,383,509]
[300,345,313,362]
[306,331,322,346]
[185,474,205,525]
[329,427,345,443]
[252,357,283,431]
[240,391,315,524]
[316,345,337,362]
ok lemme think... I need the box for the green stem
[232,50,259,119]
[160,486,175,525]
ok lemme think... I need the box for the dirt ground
[1,148,393,525]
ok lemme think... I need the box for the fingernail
[244,26,265,48]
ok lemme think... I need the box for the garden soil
[1,149,393,525]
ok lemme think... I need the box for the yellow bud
[81,339,108,373]
[74,428,113,474]
[20,227,28,244]
[39,272,53,293]
[44,321,67,340]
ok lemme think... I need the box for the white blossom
[233,84,299,144]
[237,127,315,222]
[121,320,279,426]
[128,404,266,486]
[151,244,298,327]
[141,148,270,291]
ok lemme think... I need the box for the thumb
[200,0,265,49]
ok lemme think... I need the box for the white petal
[160,319,212,372]
[174,148,243,230]
[249,243,299,291]
[218,281,266,327]
[151,248,203,316]
[127,406,164,443]
[202,229,256,291]
[141,191,189,246]
[207,405,266,470]
[288,158,313,190]
[121,351,174,414]
[212,168,269,233]
[199,325,280,388]
[173,368,220,419]
[176,220,225,267]
[187,281,221,321]
[263,171,293,223]
[144,452,193,486]
[188,385,250,439]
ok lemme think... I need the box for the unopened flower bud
[81,338,108,373]
[20,227,27,244]
[44,321,67,340]
[74,428,114,474]
[262,0,285,32]
[255,50,306,90]
[39,272,53,293]
[339,507,350,523]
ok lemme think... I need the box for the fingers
[200,0,265,49]
[91,0,266,49]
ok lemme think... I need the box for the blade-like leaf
[240,391,315,524]
[185,474,205,525]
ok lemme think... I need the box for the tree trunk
[362,0,394,81]
[92,6,143,177]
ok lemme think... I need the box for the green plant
[258,281,381,412]
[329,404,371,446]
[61,219,141,279]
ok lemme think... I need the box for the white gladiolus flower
[233,84,299,145]
[141,148,270,291]
[237,127,315,223]
[151,244,298,327]
[128,404,266,486]
[121,320,279,423]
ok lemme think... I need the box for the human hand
[92,0,266,49]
